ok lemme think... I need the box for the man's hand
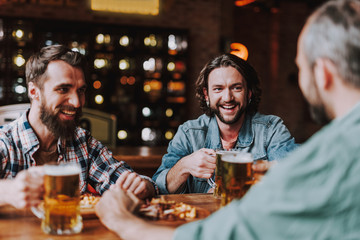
[96,185,175,240]
[166,148,216,193]
[115,171,155,200]
[252,160,277,183]
[180,148,216,179]
[96,185,141,233]
[0,167,44,209]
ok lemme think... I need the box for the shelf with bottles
[0,17,189,146]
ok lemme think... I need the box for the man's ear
[203,87,209,102]
[28,82,40,101]
[248,90,252,103]
[313,58,336,91]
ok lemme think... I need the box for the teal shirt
[174,102,360,240]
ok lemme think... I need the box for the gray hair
[303,0,360,88]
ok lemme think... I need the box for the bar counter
[0,193,221,240]
[110,146,167,177]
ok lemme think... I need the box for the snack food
[138,196,197,221]
[80,194,100,209]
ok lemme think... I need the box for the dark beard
[40,103,81,140]
[308,103,330,125]
[211,102,245,125]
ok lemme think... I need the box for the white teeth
[222,105,235,109]
[62,110,75,115]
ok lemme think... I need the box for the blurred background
[0,0,328,147]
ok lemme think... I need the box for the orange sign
[230,43,249,60]
[234,0,256,7]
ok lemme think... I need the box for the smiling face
[204,66,251,125]
[38,60,87,139]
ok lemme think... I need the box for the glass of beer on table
[220,151,254,206]
[32,162,83,235]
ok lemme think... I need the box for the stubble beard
[308,102,330,125]
[210,101,246,125]
[305,73,331,126]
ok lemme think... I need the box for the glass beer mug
[220,151,254,206]
[207,149,228,198]
[32,162,83,235]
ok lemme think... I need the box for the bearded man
[153,54,297,194]
[96,1,360,239]
[0,45,156,209]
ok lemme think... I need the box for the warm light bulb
[142,107,151,117]
[96,34,105,44]
[119,36,129,46]
[165,108,173,117]
[95,95,104,104]
[165,131,174,140]
[93,80,101,89]
[15,29,24,39]
[167,62,175,71]
[119,59,130,70]
[117,130,128,140]
[14,55,25,67]
[94,59,106,69]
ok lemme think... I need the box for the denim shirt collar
[204,116,222,150]
[235,113,254,147]
[204,114,254,149]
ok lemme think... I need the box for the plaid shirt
[0,110,158,195]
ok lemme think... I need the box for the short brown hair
[26,44,87,91]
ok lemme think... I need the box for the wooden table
[0,193,221,240]
[110,146,167,177]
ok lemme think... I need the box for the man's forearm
[112,214,175,240]
[166,159,189,193]
[0,179,12,206]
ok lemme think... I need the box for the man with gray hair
[95,0,360,239]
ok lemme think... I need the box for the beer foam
[45,163,81,176]
[221,152,253,163]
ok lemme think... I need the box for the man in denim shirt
[153,54,297,194]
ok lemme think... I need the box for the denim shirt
[152,113,298,194]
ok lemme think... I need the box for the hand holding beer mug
[220,152,254,206]
[207,150,228,198]
[31,162,83,235]
[253,159,274,183]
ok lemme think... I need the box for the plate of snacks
[79,194,101,218]
[137,196,210,226]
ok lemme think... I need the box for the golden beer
[213,150,227,198]
[42,163,82,235]
[220,153,254,206]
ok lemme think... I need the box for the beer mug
[220,152,254,206]
[32,162,83,235]
[207,150,228,198]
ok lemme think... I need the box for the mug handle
[31,205,44,219]
[207,177,216,189]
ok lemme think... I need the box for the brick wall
[233,1,321,142]
[0,0,226,119]
[0,0,321,142]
